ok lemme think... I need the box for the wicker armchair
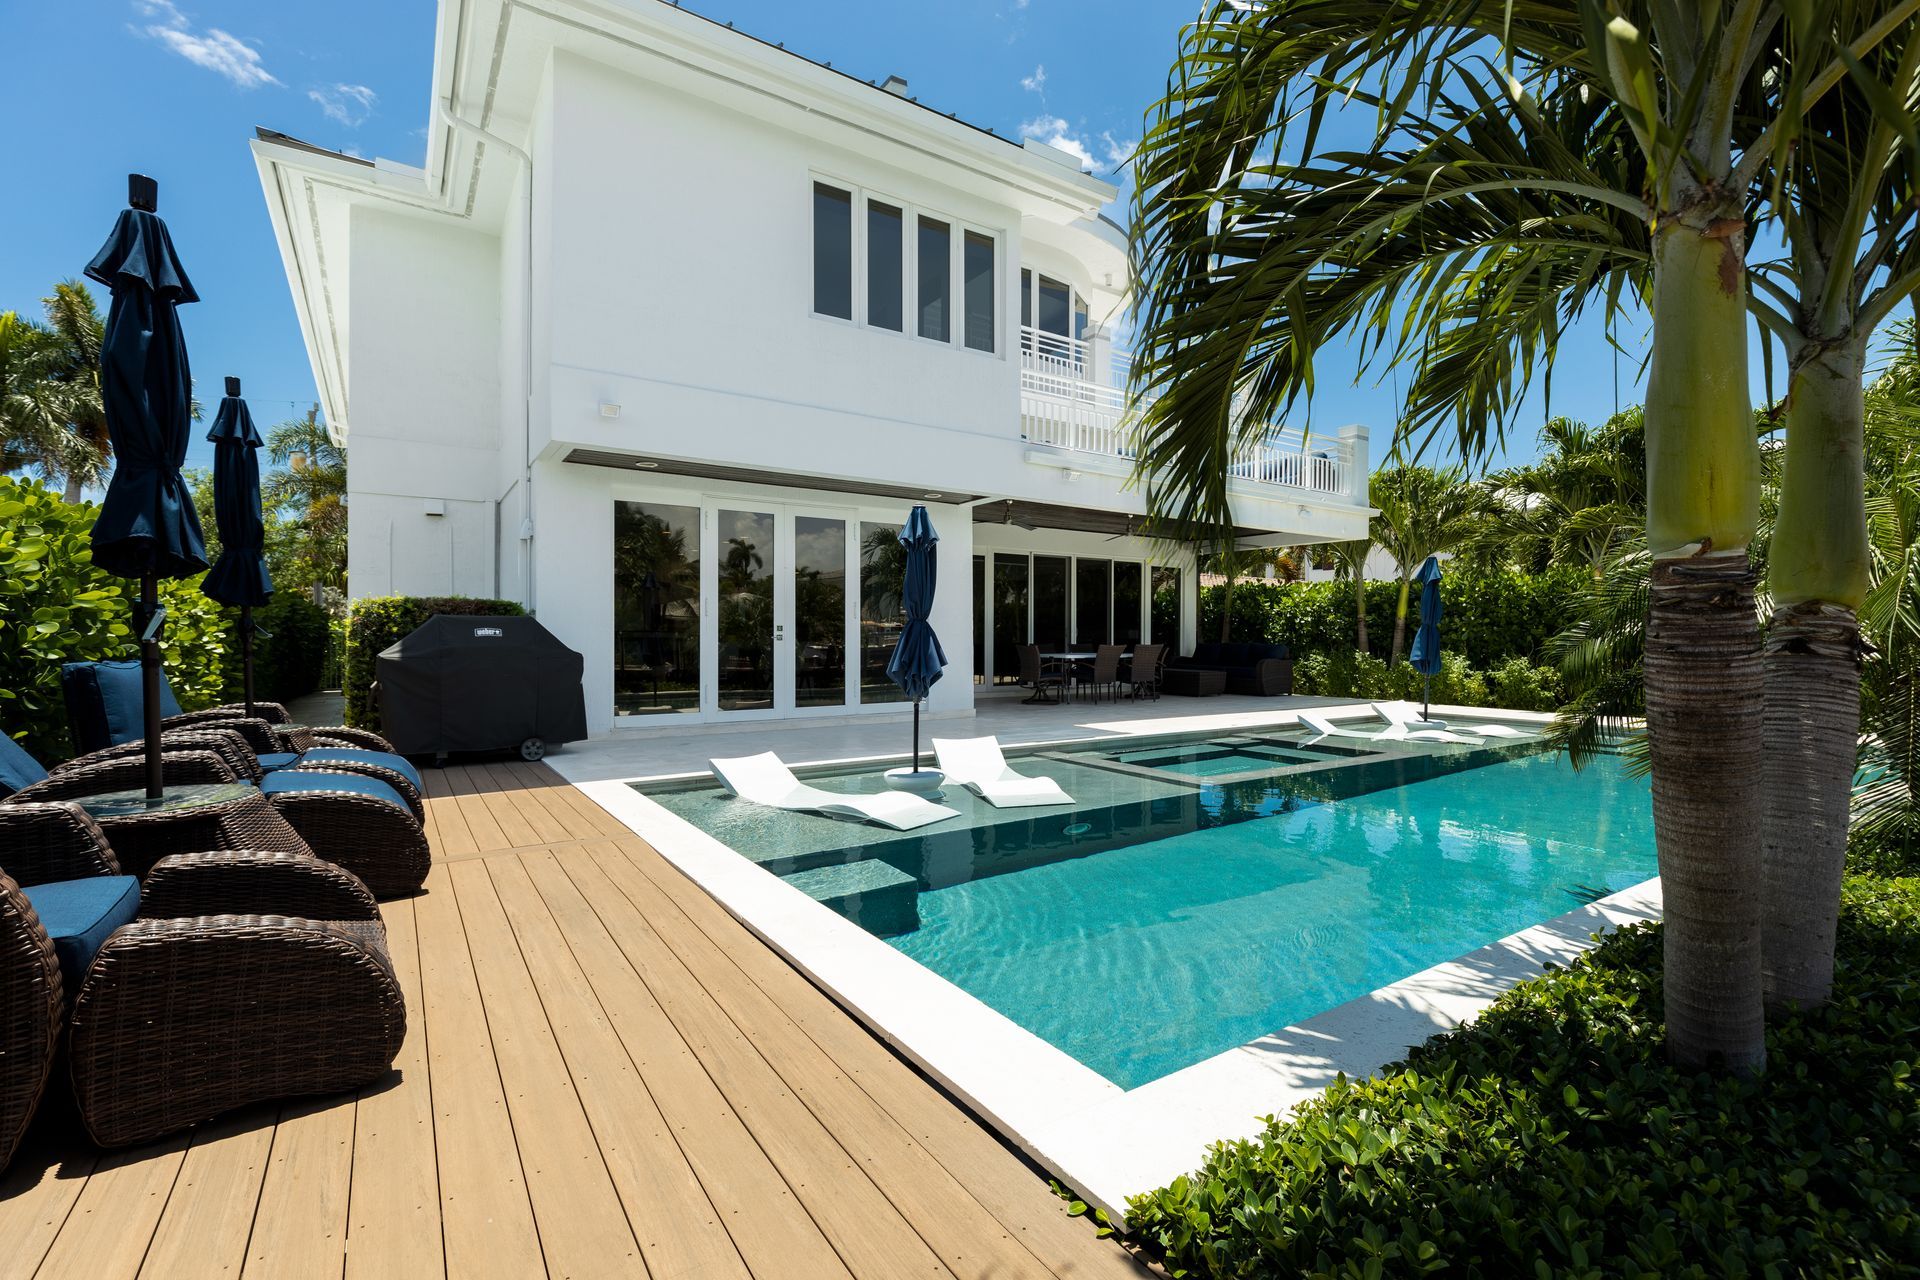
[0,872,64,1172]
[11,748,238,804]
[164,703,401,755]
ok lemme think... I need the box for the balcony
[1018,326,1363,503]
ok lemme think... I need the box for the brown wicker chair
[0,872,64,1172]
[4,737,431,900]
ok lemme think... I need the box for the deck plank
[476,763,577,844]
[420,768,477,859]
[33,1132,189,1280]
[446,857,646,1278]
[486,856,752,1280]
[590,840,1064,1280]
[440,767,509,852]
[613,836,1151,1280]
[241,1095,356,1280]
[0,1124,96,1277]
[345,896,444,1280]
[518,849,854,1280]
[411,864,547,1280]
[555,843,953,1280]
[138,1108,275,1278]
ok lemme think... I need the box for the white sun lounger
[709,752,960,830]
[1373,701,1514,744]
[932,737,1074,808]
[1296,709,1476,746]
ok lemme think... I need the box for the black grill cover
[375,615,587,756]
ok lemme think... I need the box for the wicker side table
[77,784,309,878]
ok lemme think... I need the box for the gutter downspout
[436,97,537,614]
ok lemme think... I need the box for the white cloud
[1018,115,1135,176]
[133,0,278,89]
[309,83,377,126]
[1021,63,1047,93]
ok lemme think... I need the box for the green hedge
[1126,876,1920,1276]
[1291,650,1565,712]
[1201,565,1589,668]
[0,477,238,761]
[344,595,525,729]
[215,589,333,706]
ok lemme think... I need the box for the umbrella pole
[912,698,921,772]
[241,604,255,719]
[140,571,163,803]
[1422,673,1432,723]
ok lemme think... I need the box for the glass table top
[77,781,256,820]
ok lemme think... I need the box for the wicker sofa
[1166,642,1295,696]
[0,800,404,1162]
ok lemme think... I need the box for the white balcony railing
[1018,325,1359,502]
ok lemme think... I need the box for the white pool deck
[553,698,1663,1227]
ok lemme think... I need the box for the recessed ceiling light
[923,492,944,499]
[632,460,658,469]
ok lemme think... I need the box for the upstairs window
[867,201,904,331]
[812,183,853,320]
[963,230,995,353]
[917,216,951,341]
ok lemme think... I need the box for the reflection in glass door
[613,501,702,716]
[793,516,848,708]
[993,557,1030,683]
[1033,556,1069,653]
[717,509,776,712]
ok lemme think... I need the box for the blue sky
[3,0,1677,475]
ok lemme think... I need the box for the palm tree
[1324,537,1373,654]
[1127,0,1920,1072]
[0,283,110,499]
[1475,412,1645,576]
[265,406,348,601]
[1369,465,1477,663]
[1205,544,1301,642]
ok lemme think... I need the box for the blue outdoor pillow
[259,769,413,815]
[61,661,185,754]
[0,734,50,799]
[297,748,423,794]
[21,875,140,993]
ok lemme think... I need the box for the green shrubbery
[1126,876,1920,1277]
[1289,649,1563,712]
[1201,565,1588,669]
[0,478,338,760]
[344,595,525,729]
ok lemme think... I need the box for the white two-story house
[254,0,1370,736]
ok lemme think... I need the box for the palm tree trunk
[63,476,83,504]
[1390,574,1410,664]
[1763,340,1871,1010]
[1642,217,1767,1074]
[1354,576,1369,656]
[1219,557,1236,643]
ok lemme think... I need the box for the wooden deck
[1,762,1148,1279]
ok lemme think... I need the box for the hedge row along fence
[0,476,332,761]
[1200,565,1589,669]
[343,595,526,730]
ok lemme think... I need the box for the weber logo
[474,627,504,637]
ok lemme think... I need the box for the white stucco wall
[344,205,503,599]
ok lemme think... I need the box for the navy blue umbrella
[1407,555,1444,720]
[885,506,947,773]
[85,175,207,801]
[202,376,274,717]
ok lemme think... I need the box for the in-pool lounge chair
[1297,709,1478,746]
[932,737,1073,809]
[1373,701,1534,740]
[710,752,959,830]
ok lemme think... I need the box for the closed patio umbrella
[1407,555,1444,723]
[885,506,947,779]
[201,376,273,717]
[85,174,207,801]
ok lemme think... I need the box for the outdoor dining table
[1040,652,1099,703]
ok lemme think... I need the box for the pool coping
[574,702,1658,1229]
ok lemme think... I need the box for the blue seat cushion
[259,769,413,815]
[297,748,422,794]
[256,752,302,770]
[0,733,50,799]
[22,876,140,993]
[62,661,185,754]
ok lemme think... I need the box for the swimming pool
[641,726,1655,1089]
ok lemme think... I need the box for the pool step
[782,858,921,937]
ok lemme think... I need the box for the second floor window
[812,177,997,354]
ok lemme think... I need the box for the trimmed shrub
[344,595,525,729]
[211,589,332,705]
[0,477,233,761]
[1201,565,1588,668]
[1126,876,1920,1277]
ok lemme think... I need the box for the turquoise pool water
[643,731,1657,1089]
[891,750,1654,1087]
